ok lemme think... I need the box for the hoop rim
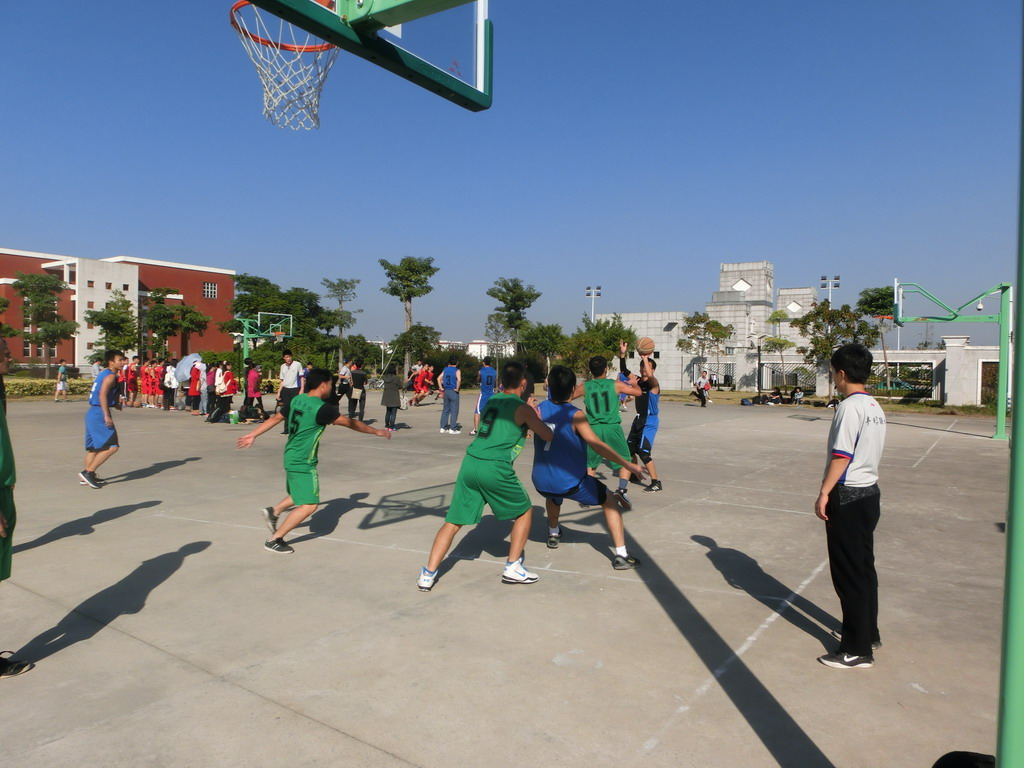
[230,0,336,53]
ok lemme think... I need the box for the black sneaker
[817,651,873,669]
[264,538,294,554]
[830,629,882,651]
[612,488,632,511]
[612,554,641,570]
[628,473,643,485]
[547,527,562,549]
[261,507,279,533]
[78,471,102,490]
[643,480,663,494]
[0,652,34,678]
[79,473,106,486]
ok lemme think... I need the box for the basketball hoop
[230,1,339,130]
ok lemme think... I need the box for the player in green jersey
[237,368,390,554]
[572,351,642,510]
[417,361,553,591]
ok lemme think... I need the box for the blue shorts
[537,475,608,507]
[475,393,493,415]
[85,407,119,451]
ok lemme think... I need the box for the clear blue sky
[1,1,1020,346]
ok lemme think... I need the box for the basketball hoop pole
[893,279,1011,441]
[247,0,493,111]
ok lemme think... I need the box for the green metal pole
[995,285,1011,441]
[997,5,1024,759]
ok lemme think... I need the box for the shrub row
[5,378,93,397]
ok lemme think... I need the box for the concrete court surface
[0,394,1008,767]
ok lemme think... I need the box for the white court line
[640,558,830,755]
[701,499,813,517]
[911,420,957,469]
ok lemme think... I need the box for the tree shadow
[103,457,202,484]
[287,493,372,543]
[629,537,836,766]
[12,500,162,554]
[15,541,211,664]
[691,535,838,651]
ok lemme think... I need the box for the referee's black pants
[825,486,881,657]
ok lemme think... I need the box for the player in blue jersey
[533,365,647,569]
[439,356,462,434]
[623,350,663,493]
[470,356,497,436]
[80,349,127,489]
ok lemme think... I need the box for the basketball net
[230,1,339,130]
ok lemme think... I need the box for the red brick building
[0,247,236,366]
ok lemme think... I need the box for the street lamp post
[585,285,602,321]
[755,334,767,400]
[375,336,385,372]
[820,275,841,304]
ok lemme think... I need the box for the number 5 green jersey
[584,377,621,425]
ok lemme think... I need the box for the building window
[87,322,94,330]
[69,270,77,284]
[22,338,30,357]
[203,281,218,299]
[87,280,94,288]
[87,342,94,350]
[105,282,112,289]
[87,301,94,309]
[123,283,129,291]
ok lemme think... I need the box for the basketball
[636,337,656,355]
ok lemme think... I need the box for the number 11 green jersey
[584,377,620,425]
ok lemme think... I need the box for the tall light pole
[820,275,841,304]
[585,285,602,321]
[375,336,386,372]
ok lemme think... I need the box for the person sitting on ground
[768,387,783,405]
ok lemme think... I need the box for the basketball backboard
[243,0,492,111]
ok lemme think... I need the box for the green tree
[561,314,637,374]
[486,277,542,353]
[519,321,566,374]
[790,300,880,393]
[483,312,512,360]
[391,323,442,366]
[676,313,733,368]
[379,256,439,376]
[321,277,362,355]
[761,336,795,382]
[0,297,21,338]
[856,286,896,397]
[84,290,139,352]
[142,288,211,358]
[13,271,79,377]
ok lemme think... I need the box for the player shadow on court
[357,482,457,530]
[691,535,838,651]
[102,456,201,484]
[625,536,836,767]
[534,505,634,567]
[13,541,211,664]
[286,493,372,543]
[432,509,545,580]
[12,500,162,554]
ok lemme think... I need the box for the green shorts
[285,467,320,506]
[446,456,531,525]
[0,487,15,582]
[586,423,630,471]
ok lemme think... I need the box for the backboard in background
[244,0,492,112]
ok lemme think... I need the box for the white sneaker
[449,429,461,435]
[501,559,538,585]
[417,567,437,592]
[469,430,478,436]
[440,428,448,434]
